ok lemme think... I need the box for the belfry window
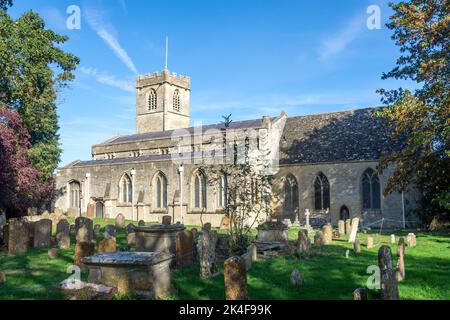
[362,168,381,210]
[148,89,157,110]
[314,172,330,211]
[173,89,181,112]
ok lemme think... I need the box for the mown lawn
[1,219,449,300]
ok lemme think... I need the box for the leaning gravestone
[176,230,194,268]
[345,219,351,235]
[322,224,333,245]
[348,217,359,243]
[56,219,70,249]
[115,214,125,229]
[297,229,311,253]
[396,237,405,282]
[33,219,52,248]
[198,230,219,279]
[75,217,93,243]
[338,220,345,235]
[8,219,29,255]
[378,245,400,300]
[224,256,248,300]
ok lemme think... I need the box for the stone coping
[134,224,185,233]
[82,252,174,266]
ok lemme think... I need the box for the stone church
[54,68,419,228]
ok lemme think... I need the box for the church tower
[135,69,190,133]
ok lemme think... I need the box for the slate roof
[279,107,402,164]
[68,107,401,168]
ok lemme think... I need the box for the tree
[0,7,79,179]
[0,104,52,218]
[377,0,449,223]
[0,0,12,11]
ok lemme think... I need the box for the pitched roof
[279,107,402,164]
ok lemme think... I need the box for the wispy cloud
[117,0,128,15]
[84,7,138,74]
[79,66,135,93]
[318,13,366,61]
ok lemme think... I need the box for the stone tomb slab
[135,224,185,256]
[82,252,174,299]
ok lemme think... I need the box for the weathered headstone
[93,224,101,236]
[348,217,359,243]
[396,237,405,282]
[48,248,58,259]
[297,229,311,253]
[138,220,145,227]
[198,230,219,279]
[338,220,345,235]
[247,244,257,262]
[314,231,325,246]
[104,225,116,239]
[406,233,416,247]
[390,234,396,244]
[345,219,351,235]
[367,237,374,249]
[322,224,333,245]
[162,215,171,225]
[125,223,136,234]
[202,223,212,232]
[353,239,361,254]
[86,204,95,218]
[8,219,29,255]
[241,252,252,271]
[56,219,70,249]
[127,232,136,245]
[224,256,248,300]
[75,217,93,243]
[33,219,52,248]
[345,249,350,258]
[115,213,125,229]
[74,242,95,267]
[353,288,368,300]
[304,209,311,231]
[220,216,230,230]
[290,269,301,287]
[98,238,116,254]
[176,230,194,268]
[378,245,400,300]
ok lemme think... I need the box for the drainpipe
[131,168,136,221]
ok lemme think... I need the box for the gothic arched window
[173,89,181,112]
[284,175,299,217]
[362,168,381,210]
[148,89,157,110]
[217,174,228,208]
[119,174,132,204]
[155,172,168,209]
[193,170,207,209]
[69,181,81,209]
[314,172,330,211]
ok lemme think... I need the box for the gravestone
[345,249,350,258]
[115,214,125,229]
[176,230,194,268]
[290,269,301,287]
[297,229,311,253]
[247,244,257,262]
[202,223,212,232]
[69,224,75,235]
[138,220,145,227]
[162,215,171,225]
[314,231,325,246]
[353,288,368,300]
[199,230,219,279]
[74,242,95,267]
[220,216,230,230]
[104,225,116,239]
[27,221,35,247]
[224,256,247,300]
[48,248,58,259]
[348,217,359,243]
[93,224,101,236]
[241,252,252,271]
[0,271,5,284]
[367,237,374,249]
[322,224,333,245]
[7,219,29,255]
[396,237,405,282]
[191,228,198,238]
[56,219,70,249]
[75,217,93,243]
[127,232,136,245]
[353,239,361,254]
[86,204,95,218]
[33,219,52,248]
[98,238,116,254]
[406,233,416,247]
[304,209,312,231]
[378,246,400,300]
[390,234,396,244]
[345,219,351,235]
[338,220,345,235]
[125,223,136,234]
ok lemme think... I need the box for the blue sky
[8,0,415,166]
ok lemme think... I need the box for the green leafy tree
[0,5,79,179]
[377,0,449,223]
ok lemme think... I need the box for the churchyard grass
[1,220,449,300]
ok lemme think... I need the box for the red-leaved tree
[0,104,53,219]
